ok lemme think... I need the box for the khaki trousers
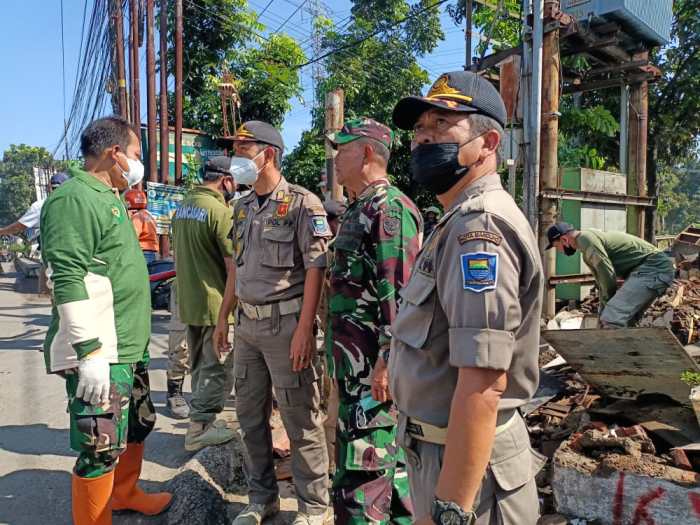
[398,412,545,524]
[234,308,329,514]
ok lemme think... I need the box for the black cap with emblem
[392,70,507,130]
[232,120,285,151]
[203,156,233,180]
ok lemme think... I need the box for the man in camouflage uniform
[326,118,422,524]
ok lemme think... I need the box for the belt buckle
[406,421,424,437]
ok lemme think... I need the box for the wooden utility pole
[113,0,128,119]
[146,0,157,183]
[159,0,169,185]
[324,89,344,201]
[158,0,170,257]
[465,0,473,70]
[540,0,561,318]
[175,0,183,185]
[129,0,141,129]
[628,51,649,239]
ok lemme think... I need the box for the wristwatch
[431,497,476,525]
[380,346,391,363]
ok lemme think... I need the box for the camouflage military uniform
[326,179,422,524]
[64,359,156,477]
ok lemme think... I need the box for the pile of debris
[562,278,700,345]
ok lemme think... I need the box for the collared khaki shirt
[388,173,543,426]
[230,176,331,305]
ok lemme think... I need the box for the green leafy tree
[0,145,54,224]
[285,0,444,209]
[164,0,305,136]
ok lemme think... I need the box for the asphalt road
[0,263,194,525]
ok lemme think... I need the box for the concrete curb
[164,436,247,525]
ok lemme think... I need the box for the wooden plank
[541,328,700,405]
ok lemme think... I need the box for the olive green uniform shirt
[172,186,234,326]
[577,229,675,304]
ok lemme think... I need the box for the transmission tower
[304,0,329,107]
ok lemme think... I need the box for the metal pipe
[113,0,128,119]
[159,0,169,185]
[146,0,157,183]
[530,0,544,233]
[175,0,183,185]
[521,0,532,219]
[620,84,629,177]
[130,0,141,129]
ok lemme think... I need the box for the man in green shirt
[41,116,171,524]
[172,156,237,451]
[546,223,675,327]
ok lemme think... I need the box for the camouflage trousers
[64,361,156,478]
[167,282,190,382]
[332,390,413,524]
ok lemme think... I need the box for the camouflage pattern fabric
[326,180,421,524]
[65,360,156,478]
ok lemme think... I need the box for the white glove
[76,355,111,406]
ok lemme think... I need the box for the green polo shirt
[577,229,674,303]
[172,186,234,326]
[40,167,151,373]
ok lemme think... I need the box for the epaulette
[459,194,485,215]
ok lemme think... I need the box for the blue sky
[0,0,473,159]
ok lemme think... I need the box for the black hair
[80,116,138,158]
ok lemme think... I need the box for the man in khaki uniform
[172,156,237,451]
[388,71,545,525]
[214,121,331,525]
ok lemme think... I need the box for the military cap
[232,120,284,151]
[392,70,507,130]
[326,117,394,149]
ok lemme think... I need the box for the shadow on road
[0,423,191,470]
[0,468,72,525]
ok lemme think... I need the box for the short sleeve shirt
[18,199,45,228]
[172,186,234,326]
[230,176,331,305]
[388,173,543,427]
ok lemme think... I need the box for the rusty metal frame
[540,188,656,207]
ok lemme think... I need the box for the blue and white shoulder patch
[311,215,330,237]
[460,252,498,292]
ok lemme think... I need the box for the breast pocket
[261,227,295,268]
[234,223,247,265]
[333,223,364,278]
[392,271,437,349]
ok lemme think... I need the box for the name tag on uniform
[460,252,498,292]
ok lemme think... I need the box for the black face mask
[222,179,236,203]
[410,134,484,195]
[563,245,576,256]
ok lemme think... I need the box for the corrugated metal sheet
[561,0,673,45]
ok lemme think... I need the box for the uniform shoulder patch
[460,252,498,293]
[311,215,330,237]
[307,204,326,216]
[383,216,400,236]
[457,230,502,246]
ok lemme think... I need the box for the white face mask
[119,156,145,187]
[229,151,264,186]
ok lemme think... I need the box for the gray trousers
[168,283,190,382]
[601,261,675,327]
[234,309,329,514]
[398,412,544,524]
[186,325,234,424]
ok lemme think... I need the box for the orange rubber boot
[72,471,114,525]
[111,442,172,515]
